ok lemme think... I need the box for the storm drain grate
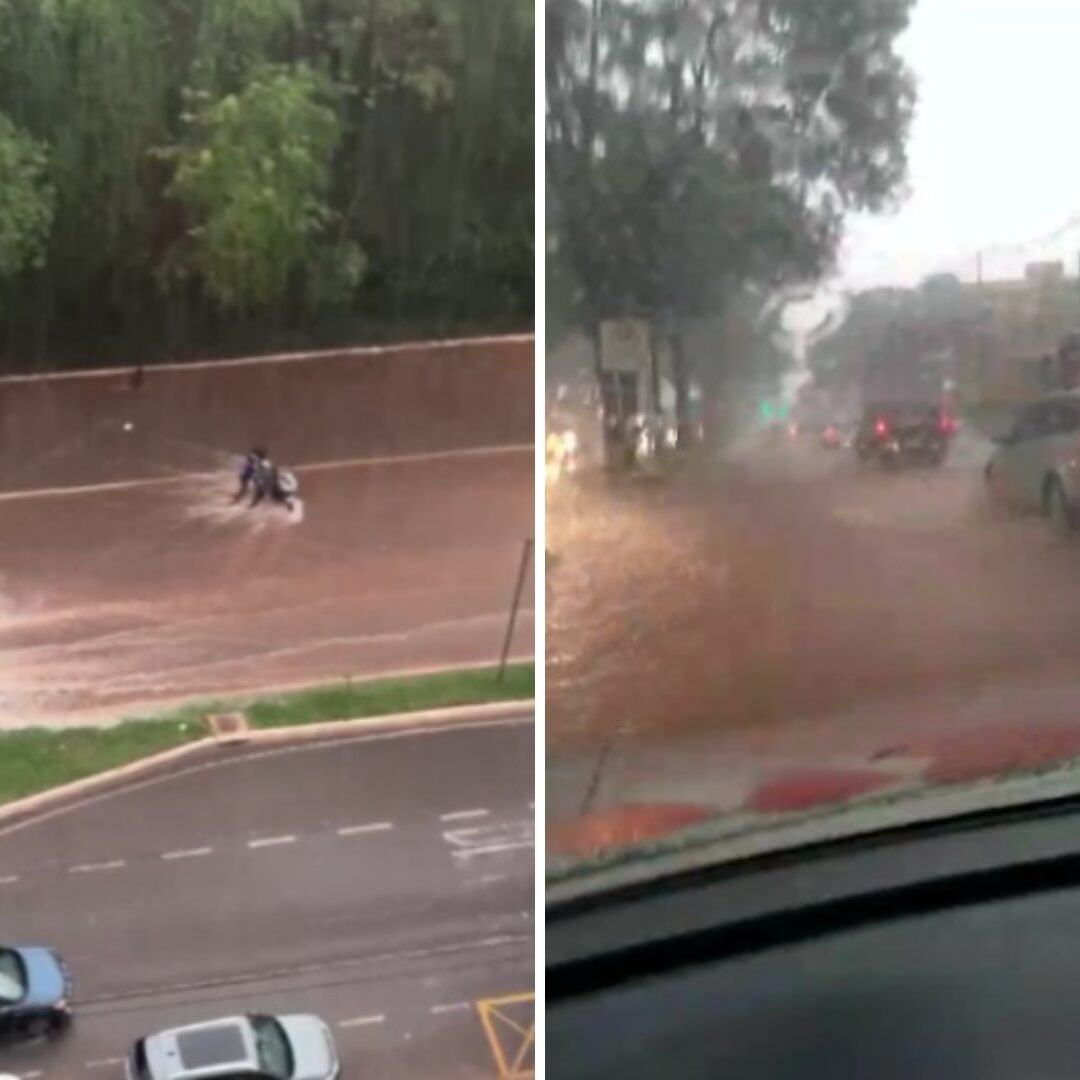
[205,711,251,742]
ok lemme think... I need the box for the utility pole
[976,251,983,287]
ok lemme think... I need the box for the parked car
[128,1013,340,1080]
[985,390,1080,533]
[0,945,72,1041]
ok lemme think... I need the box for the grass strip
[0,663,534,806]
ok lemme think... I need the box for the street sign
[600,319,650,375]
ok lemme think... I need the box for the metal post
[498,539,534,683]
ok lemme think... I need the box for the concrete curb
[0,698,534,826]
[237,699,534,746]
[0,738,212,827]
[12,655,535,729]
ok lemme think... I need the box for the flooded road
[547,431,1080,822]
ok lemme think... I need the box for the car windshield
[547,0,1080,887]
[250,1016,294,1080]
[0,950,27,1005]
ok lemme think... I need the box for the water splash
[177,467,306,532]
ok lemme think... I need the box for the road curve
[0,712,535,1079]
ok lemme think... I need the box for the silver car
[986,390,1080,532]
[128,1013,340,1080]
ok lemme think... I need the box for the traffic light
[759,399,790,422]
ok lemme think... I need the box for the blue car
[0,946,71,1039]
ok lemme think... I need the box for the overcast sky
[838,0,1080,289]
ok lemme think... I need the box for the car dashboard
[548,796,1080,1079]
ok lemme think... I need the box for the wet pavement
[0,449,534,725]
[547,429,1080,844]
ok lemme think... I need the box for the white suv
[986,391,1080,533]
[128,1013,340,1080]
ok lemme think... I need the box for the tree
[808,273,986,389]
[547,0,917,441]
[0,113,53,289]
[0,0,533,371]
[167,66,352,309]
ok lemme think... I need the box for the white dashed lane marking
[468,874,508,887]
[339,1014,386,1028]
[4,802,532,887]
[85,1058,124,1069]
[337,822,394,837]
[248,834,296,849]
[69,860,125,874]
[162,846,213,861]
[431,1002,471,1015]
[439,809,489,822]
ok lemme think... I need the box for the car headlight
[562,430,579,453]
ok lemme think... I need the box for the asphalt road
[0,713,534,1079]
[0,447,534,724]
[547,427,1080,819]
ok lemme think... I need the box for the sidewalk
[546,676,1080,860]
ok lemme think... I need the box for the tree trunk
[670,329,692,448]
[590,321,617,469]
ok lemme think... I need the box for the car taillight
[940,415,953,433]
[875,418,888,437]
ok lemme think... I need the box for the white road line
[162,846,213,861]
[431,1002,471,1015]
[0,875,18,885]
[339,1014,385,1028]
[440,809,489,822]
[452,841,533,859]
[469,874,508,886]
[0,444,533,504]
[337,822,393,837]
[85,1058,124,1069]
[69,860,125,874]
[23,1071,42,1078]
[248,835,296,849]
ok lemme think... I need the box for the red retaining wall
[0,335,535,490]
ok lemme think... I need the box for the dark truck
[854,401,955,468]
[854,354,955,468]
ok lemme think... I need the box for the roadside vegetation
[547,0,916,450]
[0,663,534,806]
[0,0,533,372]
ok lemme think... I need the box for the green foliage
[0,0,533,370]
[170,66,344,308]
[547,0,916,339]
[0,113,53,283]
[808,273,985,382]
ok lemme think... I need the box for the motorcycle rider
[233,446,299,512]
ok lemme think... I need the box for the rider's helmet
[251,446,269,461]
